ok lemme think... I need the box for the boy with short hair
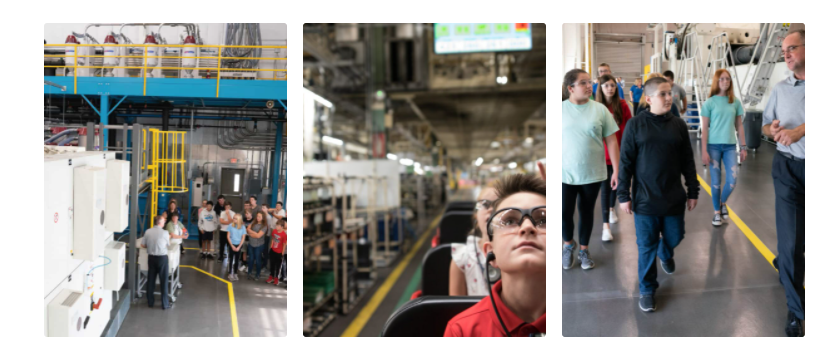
[198,201,218,259]
[617,77,699,312]
[444,174,545,337]
[269,219,287,285]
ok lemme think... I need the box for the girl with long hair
[700,69,747,226]
[595,74,632,242]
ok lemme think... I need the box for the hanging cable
[222,23,262,69]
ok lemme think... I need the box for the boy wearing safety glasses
[444,173,545,337]
[617,77,700,313]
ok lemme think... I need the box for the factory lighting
[490,166,502,173]
[387,153,398,160]
[400,158,414,166]
[493,158,500,164]
[425,166,433,172]
[523,137,534,147]
[322,135,343,146]
[496,76,508,85]
[474,157,484,166]
[414,162,421,169]
[509,162,517,169]
[490,141,501,149]
[415,166,424,175]
[303,87,334,109]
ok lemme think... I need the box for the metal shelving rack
[302,177,337,337]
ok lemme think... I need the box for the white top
[450,235,489,296]
[219,210,236,231]
[199,209,219,232]
[168,222,185,246]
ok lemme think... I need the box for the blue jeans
[248,244,265,277]
[634,213,685,295]
[707,144,738,211]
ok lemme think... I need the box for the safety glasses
[486,206,546,239]
[475,199,495,211]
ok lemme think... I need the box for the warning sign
[54,212,59,223]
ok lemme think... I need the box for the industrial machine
[44,147,128,336]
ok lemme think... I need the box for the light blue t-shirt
[562,100,619,185]
[227,225,246,245]
[701,95,744,145]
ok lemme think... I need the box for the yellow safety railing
[146,129,189,225]
[45,43,287,97]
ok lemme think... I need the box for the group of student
[197,195,288,284]
[442,163,546,337]
[561,29,805,336]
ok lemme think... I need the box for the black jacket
[617,110,700,216]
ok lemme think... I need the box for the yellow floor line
[696,174,777,270]
[340,214,442,337]
[180,265,239,337]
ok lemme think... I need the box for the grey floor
[118,240,287,337]
[563,135,790,337]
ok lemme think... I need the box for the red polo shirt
[444,280,545,337]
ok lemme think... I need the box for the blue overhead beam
[44,76,287,101]
[272,122,284,208]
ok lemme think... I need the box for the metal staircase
[677,30,707,137]
[742,23,791,108]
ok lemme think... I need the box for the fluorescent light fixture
[415,166,424,175]
[490,166,502,173]
[387,153,398,160]
[303,87,333,109]
[414,162,421,169]
[345,143,368,154]
[322,135,343,146]
[490,141,501,149]
[523,137,533,147]
[508,162,517,169]
[493,158,500,164]
[400,158,414,166]
[496,76,508,85]
[474,157,484,166]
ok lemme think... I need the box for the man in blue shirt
[629,77,643,106]
[593,63,624,99]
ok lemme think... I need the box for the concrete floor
[118,240,287,337]
[563,135,790,337]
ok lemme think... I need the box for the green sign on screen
[455,25,471,36]
[475,24,491,35]
[494,23,511,34]
[436,25,450,37]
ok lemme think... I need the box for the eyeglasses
[486,206,546,239]
[571,80,592,87]
[476,199,495,211]
[780,44,803,57]
[649,91,673,99]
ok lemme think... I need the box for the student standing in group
[239,209,253,274]
[197,200,208,250]
[595,74,632,242]
[165,212,189,249]
[218,203,235,263]
[261,204,273,269]
[246,211,268,281]
[198,201,218,259]
[269,219,287,285]
[449,185,497,296]
[279,220,287,283]
[272,201,286,221]
[701,69,747,226]
[214,195,230,258]
[226,214,247,281]
[562,69,620,270]
[629,78,643,109]
[762,29,805,337]
[592,63,624,99]
[662,70,688,116]
[617,77,699,313]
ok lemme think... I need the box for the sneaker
[602,228,614,242]
[639,294,656,312]
[773,256,779,270]
[578,250,595,270]
[562,244,575,270]
[227,273,233,281]
[267,276,274,284]
[609,209,618,224]
[721,205,729,219]
[208,253,215,259]
[785,310,804,337]
[233,274,239,281]
[661,258,676,275]
[274,279,280,286]
[712,213,723,226]
[201,253,207,259]
[240,265,247,273]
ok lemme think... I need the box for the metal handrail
[44,43,288,96]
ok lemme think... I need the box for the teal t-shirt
[562,100,619,185]
[702,95,744,145]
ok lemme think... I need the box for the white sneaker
[602,228,614,242]
[609,209,619,224]
[240,265,247,272]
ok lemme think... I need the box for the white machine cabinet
[47,289,88,337]
[73,166,107,261]
[105,160,130,232]
[104,241,126,290]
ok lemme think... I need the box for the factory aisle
[318,188,479,337]
[118,240,287,337]
[563,136,787,336]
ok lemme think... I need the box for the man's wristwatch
[740,145,747,151]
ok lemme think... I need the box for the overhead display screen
[434,23,532,54]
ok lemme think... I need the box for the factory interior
[43,23,288,337]
[562,23,805,336]
[302,23,546,336]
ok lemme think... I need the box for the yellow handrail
[46,43,288,95]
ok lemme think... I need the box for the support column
[100,95,109,151]
[128,123,142,302]
[271,122,284,207]
[162,105,170,131]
